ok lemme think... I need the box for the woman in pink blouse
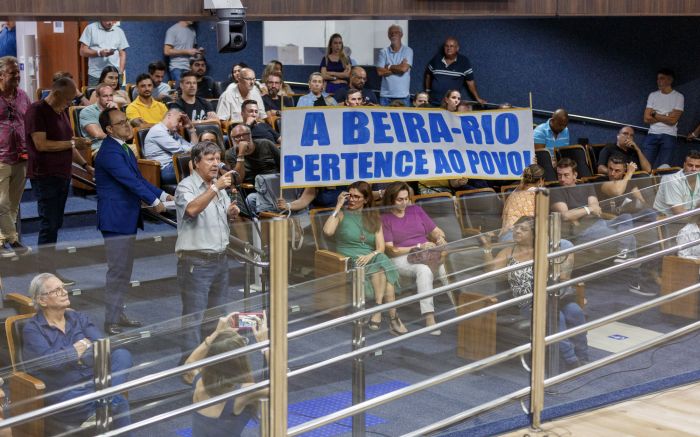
[381,182,448,334]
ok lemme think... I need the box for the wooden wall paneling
[6,0,700,21]
[37,21,81,90]
[557,0,700,16]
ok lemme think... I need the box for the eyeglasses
[233,133,251,140]
[42,285,68,297]
[111,119,129,127]
[240,77,256,82]
[348,194,363,200]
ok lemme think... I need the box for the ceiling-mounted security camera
[203,0,247,53]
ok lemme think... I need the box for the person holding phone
[143,108,198,185]
[79,21,129,86]
[323,181,408,335]
[184,312,269,436]
[175,141,240,360]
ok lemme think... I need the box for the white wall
[15,21,38,96]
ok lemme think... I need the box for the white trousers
[392,254,448,314]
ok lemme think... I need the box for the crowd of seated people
[6,20,700,433]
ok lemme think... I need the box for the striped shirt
[427,53,474,104]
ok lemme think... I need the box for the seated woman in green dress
[323,181,408,335]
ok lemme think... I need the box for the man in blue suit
[94,107,173,335]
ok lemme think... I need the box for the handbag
[407,246,444,272]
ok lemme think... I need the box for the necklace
[350,211,368,246]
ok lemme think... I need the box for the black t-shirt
[250,121,280,144]
[196,76,219,99]
[225,138,280,183]
[174,97,213,121]
[550,184,599,232]
[598,143,641,169]
[262,95,294,113]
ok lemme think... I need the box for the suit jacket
[94,136,163,235]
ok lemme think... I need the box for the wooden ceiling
[5,0,700,21]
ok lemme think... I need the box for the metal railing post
[351,266,366,437]
[530,189,550,429]
[258,398,270,437]
[269,219,288,436]
[93,338,112,434]
[547,212,561,376]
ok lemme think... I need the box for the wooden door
[37,21,81,89]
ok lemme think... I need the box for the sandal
[368,313,382,331]
[389,315,408,336]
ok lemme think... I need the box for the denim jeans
[576,214,637,255]
[31,176,70,247]
[178,253,230,356]
[53,348,133,434]
[379,96,410,107]
[169,68,186,87]
[161,164,177,185]
[521,301,588,365]
[641,133,677,168]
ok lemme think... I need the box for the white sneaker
[628,283,656,297]
[614,249,636,263]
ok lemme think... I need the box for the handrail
[407,319,700,436]
[529,107,651,134]
[546,281,700,347]
[287,206,700,339]
[548,236,700,293]
[103,380,270,436]
[288,342,533,436]
[93,236,700,431]
[71,166,268,267]
[287,282,700,436]
[546,205,700,260]
[0,339,270,429]
[4,202,698,430]
[288,293,531,378]
[14,234,691,431]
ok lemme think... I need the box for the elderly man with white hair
[21,273,133,431]
[216,67,267,123]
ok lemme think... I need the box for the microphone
[217,162,240,184]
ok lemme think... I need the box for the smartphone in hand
[229,312,264,331]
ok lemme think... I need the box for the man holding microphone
[175,141,240,359]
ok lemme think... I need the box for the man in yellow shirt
[126,73,167,127]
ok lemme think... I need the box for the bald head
[550,109,569,134]
[238,68,256,94]
[349,66,368,90]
